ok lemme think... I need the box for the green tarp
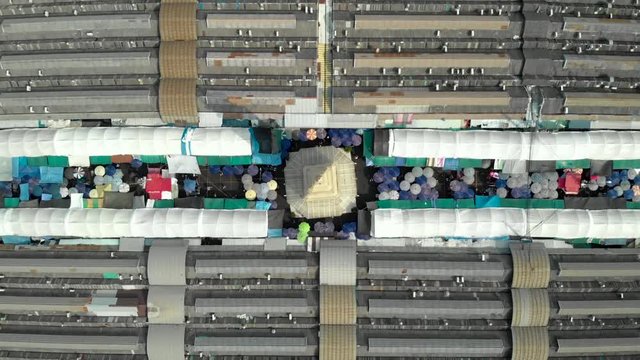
[377,198,475,209]
[89,156,113,165]
[153,199,174,208]
[204,198,225,209]
[613,160,640,169]
[4,198,20,208]
[207,155,253,165]
[26,156,48,167]
[556,159,590,169]
[47,156,69,167]
[139,155,167,164]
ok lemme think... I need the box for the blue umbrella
[399,191,411,200]
[233,165,244,176]
[247,164,259,176]
[262,171,273,182]
[372,172,385,183]
[222,166,235,176]
[209,165,221,174]
[131,159,143,169]
[105,165,117,176]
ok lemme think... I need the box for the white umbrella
[506,177,518,189]
[389,190,400,200]
[628,169,638,180]
[59,187,69,198]
[548,180,558,190]
[241,174,253,184]
[549,190,559,199]
[462,175,474,185]
[411,167,423,177]
[404,172,416,183]
[463,168,475,177]
[496,187,508,198]
[267,190,278,201]
[588,181,598,191]
[545,171,559,181]
[540,189,550,198]
[423,167,434,178]
[244,182,254,191]
[378,191,390,200]
[427,177,438,188]
[410,183,422,195]
[94,166,106,177]
[94,176,105,185]
[267,180,278,190]
[596,176,607,187]
[119,183,130,193]
[621,180,631,191]
[614,186,623,197]
[399,180,411,191]
[531,182,542,194]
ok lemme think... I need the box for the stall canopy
[0,127,252,157]
[371,208,640,239]
[389,130,640,160]
[0,209,268,238]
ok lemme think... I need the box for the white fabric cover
[371,209,640,239]
[0,127,252,157]
[389,130,640,160]
[0,209,268,238]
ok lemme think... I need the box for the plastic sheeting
[0,127,252,157]
[389,130,640,160]
[371,209,640,239]
[0,209,268,238]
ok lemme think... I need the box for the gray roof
[367,299,507,319]
[148,241,187,285]
[192,337,311,356]
[0,333,143,353]
[147,325,185,360]
[367,260,505,281]
[0,258,142,276]
[147,286,185,324]
[194,297,314,317]
[367,338,506,357]
[194,258,308,278]
[320,240,356,286]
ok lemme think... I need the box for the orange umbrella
[306,129,317,141]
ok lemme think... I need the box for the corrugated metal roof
[564,93,640,108]
[367,260,506,281]
[563,17,640,34]
[194,259,308,278]
[557,300,640,316]
[353,91,510,107]
[368,299,507,319]
[0,334,141,353]
[206,14,297,29]
[319,325,356,360]
[148,241,187,285]
[194,298,314,316]
[147,286,185,324]
[558,262,640,279]
[147,325,185,360]
[511,289,550,327]
[368,338,505,356]
[557,337,640,354]
[206,90,296,107]
[320,285,356,325]
[206,52,297,68]
[511,327,549,360]
[354,15,510,30]
[0,14,152,34]
[193,337,309,355]
[319,240,356,286]
[563,55,640,72]
[0,52,154,76]
[353,53,510,69]
[0,296,89,313]
[0,258,141,275]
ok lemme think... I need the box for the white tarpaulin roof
[0,127,252,157]
[371,209,640,239]
[389,130,640,160]
[0,209,268,238]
